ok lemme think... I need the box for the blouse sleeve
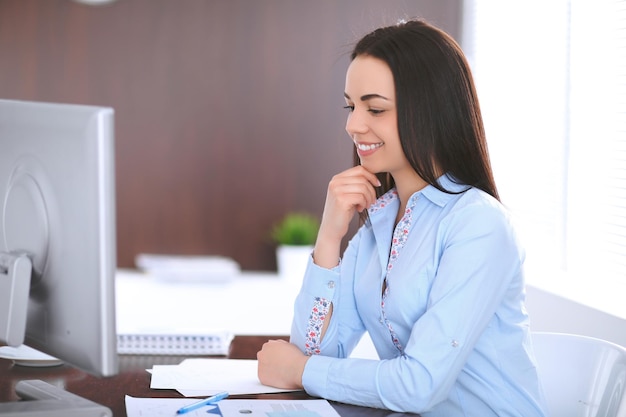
[289,229,367,359]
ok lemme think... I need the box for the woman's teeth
[357,143,383,151]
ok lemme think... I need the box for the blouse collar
[368,173,470,216]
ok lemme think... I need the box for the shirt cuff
[302,353,334,399]
[301,256,341,299]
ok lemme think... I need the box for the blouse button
[327,281,335,289]
[451,339,459,348]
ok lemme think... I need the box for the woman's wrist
[312,235,341,269]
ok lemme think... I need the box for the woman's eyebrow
[344,92,390,101]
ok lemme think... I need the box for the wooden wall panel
[0,0,462,271]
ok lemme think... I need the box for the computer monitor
[0,99,119,380]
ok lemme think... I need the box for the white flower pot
[276,245,313,283]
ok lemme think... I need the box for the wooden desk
[0,336,417,416]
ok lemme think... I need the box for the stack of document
[126,351,342,416]
[149,358,295,397]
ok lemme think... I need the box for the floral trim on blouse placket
[378,190,418,356]
[303,189,412,356]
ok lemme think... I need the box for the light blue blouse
[290,174,547,416]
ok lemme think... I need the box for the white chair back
[532,332,626,417]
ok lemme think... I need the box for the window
[463,0,626,317]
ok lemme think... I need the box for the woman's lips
[355,142,383,156]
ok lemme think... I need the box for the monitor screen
[0,98,118,378]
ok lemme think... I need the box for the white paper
[125,396,340,417]
[0,345,64,367]
[125,396,220,416]
[218,399,341,417]
[149,358,299,396]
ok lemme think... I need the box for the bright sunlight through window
[463,0,626,317]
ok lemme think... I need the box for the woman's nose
[345,109,367,136]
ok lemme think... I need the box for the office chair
[532,331,626,417]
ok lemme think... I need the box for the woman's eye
[369,109,385,115]
[343,105,354,112]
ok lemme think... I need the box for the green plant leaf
[270,212,319,246]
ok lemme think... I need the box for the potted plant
[270,212,319,282]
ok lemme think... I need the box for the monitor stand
[0,379,112,417]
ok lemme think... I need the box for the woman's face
[344,55,412,177]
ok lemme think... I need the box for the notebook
[117,332,233,356]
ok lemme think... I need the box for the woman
[257,19,547,416]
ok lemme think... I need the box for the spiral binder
[117,332,233,356]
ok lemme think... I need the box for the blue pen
[176,391,229,414]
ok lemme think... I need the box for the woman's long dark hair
[351,19,499,205]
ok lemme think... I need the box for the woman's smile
[355,141,384,156]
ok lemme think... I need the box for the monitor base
[0,379,112,417]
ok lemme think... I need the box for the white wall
[526,285,626,348]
